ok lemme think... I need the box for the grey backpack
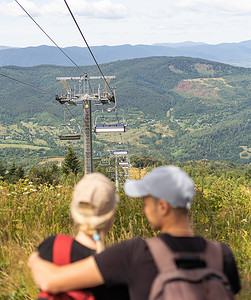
[146,237,234,300]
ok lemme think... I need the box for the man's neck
[160,214,194,237]
[161,228,195,237]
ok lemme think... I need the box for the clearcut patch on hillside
[239,146,251,159]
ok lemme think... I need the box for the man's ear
[158,199,170,216]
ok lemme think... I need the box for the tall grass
[0,167,250,299]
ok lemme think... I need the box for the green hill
[0,56,250,167]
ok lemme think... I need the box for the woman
[37,172,129,300]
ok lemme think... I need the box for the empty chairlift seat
[94,124,126,133]
[58,123,81,140]
[119,161,130,167]
[112,149,128,156]
[93,109,127,134]
[100,158,110,167]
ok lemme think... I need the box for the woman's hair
[71,173,118,253]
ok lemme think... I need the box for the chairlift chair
[93,152,102,161]
[107,167,115,173]
[119,161,130,167]
[58,122,81,140]
[93,109,126,134]
[112,149,128,156]
[94,124,126,133]
[100,158,110,167]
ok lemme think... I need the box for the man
[29,166,241,300]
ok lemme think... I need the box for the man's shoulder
[95,236,148,265]
[158,233,207,252]
[106,236,147,252]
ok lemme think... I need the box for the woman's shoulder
[38,234,57,261]
[38,234,96,262]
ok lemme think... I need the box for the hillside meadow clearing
[0,164,250,299]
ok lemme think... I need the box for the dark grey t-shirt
[95,234,241,300]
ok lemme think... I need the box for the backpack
[146,237,234,300]
[38,234,95,300]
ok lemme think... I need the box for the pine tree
[8,161,17,176]
[16,165,25,179]
[0,160,6,180]
[62,146,80,175]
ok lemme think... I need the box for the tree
[8,161,17,176]
[0,160,6,180]
[6,162,25,183]
[16,165,25,179]
[62,146,80,175]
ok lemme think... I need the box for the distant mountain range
[1,40,251,67]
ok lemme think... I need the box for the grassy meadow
[0,162,250,299]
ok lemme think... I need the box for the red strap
[38,235,95,300]
[38,290,54,299]
[66,291,95,300]
[38,290,94,300]
[53,234,74,265]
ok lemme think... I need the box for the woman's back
[38,234,129,300]
[36,173,129,300]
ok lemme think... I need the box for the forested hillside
[0,56,250,167]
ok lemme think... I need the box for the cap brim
[124,179,149,198]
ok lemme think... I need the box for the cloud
[0,0,38,17]
[146,0,251,18]
[175,0,251,16]
[0,0,128,19]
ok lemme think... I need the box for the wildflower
[241,219,247,222]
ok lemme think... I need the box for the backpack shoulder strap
[53,234,74,265]
[146,236,177,272]
[146,237,225,274]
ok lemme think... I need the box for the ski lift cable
[0,71,81,127]
[14,0,87,76]
[0,72,55,95]
[0,71,82,130]
[63,0,114,95]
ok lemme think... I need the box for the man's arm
[28,252,104,293]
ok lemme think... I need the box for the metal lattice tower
[83,99,92,174]
[55,76,116,175]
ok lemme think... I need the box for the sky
[1,0,251,48]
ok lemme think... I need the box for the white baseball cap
[124,166,195,208]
